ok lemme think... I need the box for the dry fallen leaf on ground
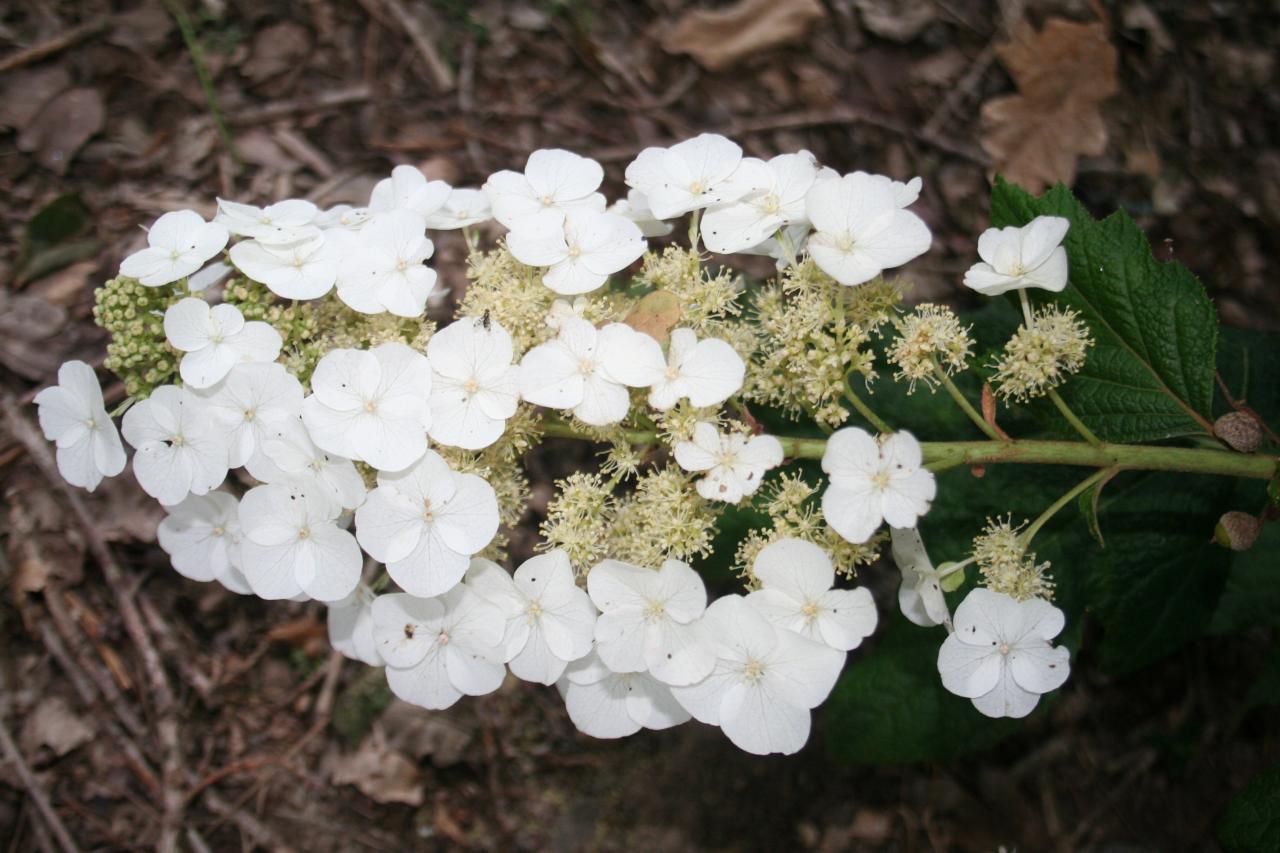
[20,696,95,758]
[16,87,106,175]
[328,727,425,806]
[663,0,825,72]
[980,18,1119,192]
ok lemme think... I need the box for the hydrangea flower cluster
[36,138,1087,756]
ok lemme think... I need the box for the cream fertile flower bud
[964,216,1070,296]
[33,360,126,492]
[120,209,230,287]
[991,305,1093,402]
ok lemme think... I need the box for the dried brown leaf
[0,66,71,130]
[663,0,826,72]
[980,19,1119,191]
[20,696,95,758]
[624,290,682,344]
[329,728,424,806]
[17,87,106,175]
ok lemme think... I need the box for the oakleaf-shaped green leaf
[990,177,1218,442]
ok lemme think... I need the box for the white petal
[937,634,1003,699]
[752,538,833,601]
[970,669,1042,719]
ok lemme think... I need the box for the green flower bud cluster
[92,276,184,397]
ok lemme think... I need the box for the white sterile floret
[587,558,716,686]
[624,133,767,220]
[368,164,451,218]
[157,492,251,595]
[744,538,877,652]
[328,584,383,666]
[427,317,519,450]
[465,552,597,685]
[938,588,1070,719]
[424,188,492,230]
[245,417,366,511]
[821,428,936,544]
[673,422,784,503]
[163,298,282,389]
[963,215,1070,296]
[702,151,820,254]
[187,261,232,292]
[355,450,499,598]
[647,328,745,411]
[890,526,951,628]
[121,386,228,506]
[544,296,589,330]
[119,210,230,287]
[371,588,506,710]
[742,222,811,269]
[196,362,303,468]
[336,211,437,317]
[558,650,690,738]
[314,204,370,231]
[216,198,318,243]
[229,230,345,300]
[34,360,126,492]
[518,317,663,426]
[483,148,606,228]
[507,209,646,296]
[669,595,845,756]
[607,189,673,238]
[804,172,932,286]
[237,483,362,602]
[301,343,433,472]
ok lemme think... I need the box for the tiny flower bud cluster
[972,515,1056,602]
[991,305,1093,402]
[887,303,975,393]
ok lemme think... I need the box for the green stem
[688,209,702,251]
[1047,387,1102,446]
[842,378,893,434]
[1021,468,1115,546]
[161,0,237,160]
[932,359,1001,441]
[541,422,1280,481]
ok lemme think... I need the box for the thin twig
[0,18,109,74]
[227,85,373,126]
[363,0,454,90]
[0,717,81,853]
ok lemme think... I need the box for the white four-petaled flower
[371,588,506,710]
[484,148,606,228]
[229,230,345,300]
[646,328,745,411]
[804,172,932,286]
[424,188,492,230]
[301,343,433,472]
[355,450,499,598]
[518,317,663,426]
[427,318,520,450]
[938,588,1070,719]
[624,133,765,220]
[669,595,845,756]
[33,360,126,492]
[702,151,820,254]
[507,209,646,296]
[121,386,228,505]
[120,210,229,287]
[963,215,1070,296]
[244,417,366,512]
[465,552,597,685]
[197,362,303,468]
[821,428,936,544]
[744,538,877,652]
[157,492,251,595]
[216,198,318,243]
[237,483,362,602]
[328,584,384,667]
[368,165,451,218]
[558,650,690,738]
[587,558,716,686]
[163,298,282,389]
[336,211,437,317]
[673,422,784,503]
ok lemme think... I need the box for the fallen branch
[0,18,109,75]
